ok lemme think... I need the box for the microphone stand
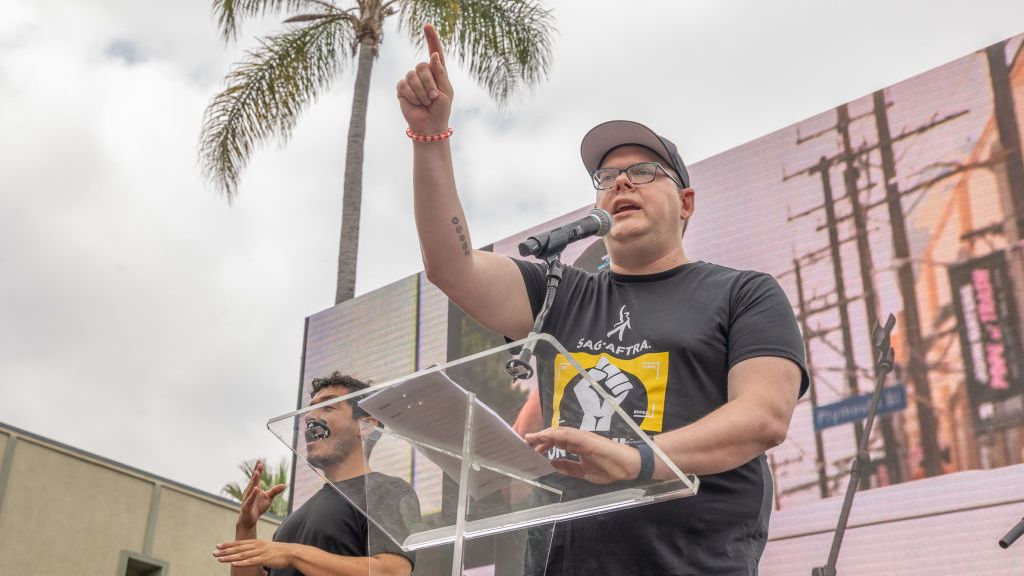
[505,253,563,380]
[812,314,896,576]
[1000,516,1024,549]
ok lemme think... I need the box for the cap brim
[580,120,674,173]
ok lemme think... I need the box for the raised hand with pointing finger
[397,24,454,138]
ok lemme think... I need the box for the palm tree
[222,458,290,517]
[200,0,554,303]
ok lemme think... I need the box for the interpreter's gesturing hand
[214,539,294,568]
[236,460,286,529]
[525,427,642,485]
[397,24,454,135]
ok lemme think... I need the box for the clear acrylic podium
[268,334,699,575]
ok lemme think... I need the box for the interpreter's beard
[307,430,359,470]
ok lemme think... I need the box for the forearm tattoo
[451,216,470,256]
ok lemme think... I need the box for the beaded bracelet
[406,126,454,143]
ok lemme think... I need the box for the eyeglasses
[590,162,682,190]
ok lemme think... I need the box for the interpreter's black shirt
[269,472,419,576]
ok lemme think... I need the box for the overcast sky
[2,0,1024,497]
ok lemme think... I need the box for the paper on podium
[358,370,557,498]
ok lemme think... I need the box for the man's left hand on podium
[525,427,641,484]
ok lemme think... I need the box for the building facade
[0,421,280,576]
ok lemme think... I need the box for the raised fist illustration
[574,357,633,432]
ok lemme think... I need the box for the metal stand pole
[505,254,563,380]
[812,314,897,576]
[1000,516,1024,549]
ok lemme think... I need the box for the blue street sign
[813,385,908,432]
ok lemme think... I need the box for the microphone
[1000,516,1024,549]
[518,208,612,258]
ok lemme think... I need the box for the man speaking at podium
[398,25,808,576]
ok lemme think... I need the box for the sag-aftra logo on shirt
[575,305,654,357]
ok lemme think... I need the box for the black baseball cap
[580,120,690,189]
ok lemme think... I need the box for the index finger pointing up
[424,23,445,66]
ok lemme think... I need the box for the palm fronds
[212,0,340,42]
[199,15,355,199]
[400,0,554,104]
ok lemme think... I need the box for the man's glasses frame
[590,161,683,191]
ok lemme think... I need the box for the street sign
[813,385,907,432]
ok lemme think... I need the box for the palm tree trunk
[335,34,376,303]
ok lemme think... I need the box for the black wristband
[631,442,655,481]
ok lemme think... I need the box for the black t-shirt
[514,259,808,576]
[270,472,419,576]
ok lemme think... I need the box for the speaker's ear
[679,188,695,239]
